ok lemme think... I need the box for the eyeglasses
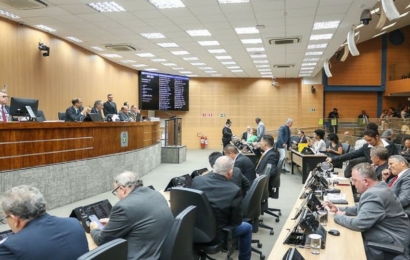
[0,215,11,224]
[0,96,8,98]
[112,186,123,196]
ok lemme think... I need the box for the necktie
[256,152,266,170]
[1,106,7,122]
[388,175,398,188]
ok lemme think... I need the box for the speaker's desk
[267,175,366,260]
[290,149,327,184]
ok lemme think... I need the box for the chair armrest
[222,225,236,253]
[366,242,405,255]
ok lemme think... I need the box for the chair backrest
[242,175,267,219]
[159,205,196,260]
[36,110,46,122]
[290,135,299,143]
[395,143,403,154]
[261,164,272,200]
[58,112,66,120]
[341,143,350,154]
[77,238,127,260]
[170,187,217,243]
[272,158,285,189]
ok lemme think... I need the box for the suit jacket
[0,213,88,260]
[375,161,388,181]
[241,131,250,141]
[91,187,173,260]
[256,122,265,142]
[389,169,410,218]
[298,135,307,143]
[118,111,130,122]
[222,126,232,144]
[0,105,10,122]
[276,124,291,149]
[255,148,279,187]
[191,173,243,243]
[335,182,410,260]
[65,106,84,122]
[103,101,117,116]
[207,168,250,197]
[91,107,103,118]
[234,153,256,183]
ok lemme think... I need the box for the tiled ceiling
[1,0,410,78]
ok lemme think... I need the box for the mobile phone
[88,215,104,229]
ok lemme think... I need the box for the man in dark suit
[103,93,117,117]
[0,185,88,259]
[208,152,250,196]
[191,156,252,260]
[90,171,174,260]
[358,110,369,125]
[255,135,279,188]
[328,108,339,133]
[0,90,10,122]
[370,147,389,181]
[224,144,256,183]
[277,118,293,173]
[127,105,141,122]
[241,126,251,142]
[91,100,104,118]
[297,130,307,143]
[65,98,90,122]
[118,106,132,121]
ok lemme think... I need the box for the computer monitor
[9,97,39,118]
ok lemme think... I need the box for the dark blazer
[222,126,232,144]
[298,135,307,143]
[65,106,84,122]
[191,173,242,243]
[103,101,117,116]
[389,169,410,218]
[91,187,174,260]
[276,124,291,148]
[91,107,103,118]
[0,105,10,121]
[0,213,88,260]
[118,111,130,122]
[375,161,388,181]
[241,131,250,141]
[234,153,256,183]
[207,168,250,197]
[255,148,279,187]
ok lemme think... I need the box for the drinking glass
[309,234,322,255]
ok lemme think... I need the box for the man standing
[241,126,252,142]
[91,100,104,118]
[0,90,10,122]
[255,117,265,142]
[0,185,88,259]
[328,108,339,133]
[255,135,279,190]
[118,106,133,122]
[358,110,369,125]
[323,163,410,260]
[90,171,173,260]
[276,118,293,173]
[224,144,256,183]
[191,156,252,260]
[127,105,141,122]
[65,98,90,122]
[369,147,389,181]
[103,94,117,117]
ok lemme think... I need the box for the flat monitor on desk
[9,97,39,120]
[69,199,112,233]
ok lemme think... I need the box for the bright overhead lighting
[302,63,316,66]
[183,57,198,61]
[407,4,410,9]
[373,31,387,38]
[198,67,213,70]
[186,30,211,36]
[303,58,319,61]
[66,37,83,42]
[151,59,167,62]
[215,56,232,60]
[370,8,380,14]
[260,72,272,75]
[301,67,314,70]
[180,71,192,74]
[310,34,333,40]
[120,60,136,63]
[157,42,179,48]
[101,54,122,58]
[146,68,158,71]
[205,70,217,73]
[258,69,271,72]
[235,27,259,34]
[172,67,185,70]
[256,65,270,68]
[313,21,340,30]
[241,39,262,44]
[246,47,265,52]
[253,60,268,63]
[136,53,155,57]
[162,63,177,66]
[208,49,226,54]
[0,10,20,19]
[355,24,364,29]
[36,25,56,32]
[198,41,220,46]
[250,54,267,58]
[191,62,206,66]
[299,74,311,77]
[262,75,273,78]
[305,52,323,56]
[231,70,244,73]
[132,64,148,67]
[91,46,104,51]
[187,75,198,77]
[381,22,397,30]
[307,44,327,49]
[221,61,236,65]
[140,33,166,39]
[148,0,185,9]
[400,11,410,18]
[211,74,222,77]
[227,66,240,69]
[301,70,313,73]
[171,51,190,55]
[218,0,249,3]
[87,2,125,12]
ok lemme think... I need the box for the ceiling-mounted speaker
[324,61,332,78]
[381,0,400,21]
[340,44,349,62]
[347,29,360,56]
[375,4,387,29]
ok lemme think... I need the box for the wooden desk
[268,176,366,260]
[290,150,327,184]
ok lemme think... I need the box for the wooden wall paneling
[300,84,324,127]
[325,92,378,119]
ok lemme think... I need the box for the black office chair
[36,110,46,122]
[242,175,268,260]
[259,164,274,235]
[366,242,407,260]
[341,143,350,154]
[160,205,196,260]
[77,238,127,260]
[58,112,66,121]
[170,187,236,260]
[265,158,285,222]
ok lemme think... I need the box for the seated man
[255,135,279,186]
[90,171,174,260]
[402,139,410,161]
[65,97,91,122]
[370,146,389,181]
[241,126,251,142]
[0,185,88,259]
[127,105,141,122]
[224,144,256,183]
[342,131,355,148]
[191,156,252,260]
[324,163,410,260]
[118,106,133,122]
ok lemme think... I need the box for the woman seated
[308,129,327,153]
[326,133,343,168]
[246,128,258,143]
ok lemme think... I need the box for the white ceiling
[1,0,410,78]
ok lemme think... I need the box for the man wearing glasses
[90,171,173,260]
[0,185,88,259]
[0,90,10,122]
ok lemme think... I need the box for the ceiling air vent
[0,0,47,9]
[268,37,300,45]
[105,44,138,52]
[273,64,295,68]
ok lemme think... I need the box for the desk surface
[268,175,366,260]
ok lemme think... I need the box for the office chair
[341,143,350,154]
[259,164,274,235]
[36,110,46,122]
[58,112,66,121]
[77,238,127,260]
[159,205,196,260]
[170,187,236,260]
[242,175,268,260]
[366,242,407,260]
[265,158,285,222]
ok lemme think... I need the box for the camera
[360,9,372,25]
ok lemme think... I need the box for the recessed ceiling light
[221,61,236,65]
[120,60,136,63]
[151,59,167,62]
[0,10,20,19]
[180,71,192,74]
[407,4,410,9]
[227,66,240,69]
[66,37,83,42]
[258,69,271,72]
[231,70,244,73]
[171,51,190,55]
[148,0,185,9]
[370,8,380,14]
[36,25,56,32]
[198,41,220,46]
[191,62,206,66]
[186,75,198,77]
[305,52,323,56]
[260,71,272,74]
[140,33,166,39]
[198,67,213,70]
[355,24,364,29]
[87,2,125,12]
[215,56,232,60]
[246,47,265,52]
[307,44,328,49]
[208,49,226,54]
[218,0,249,3]
[373,31,387,38]
[262,75,273,78]
[300,67,314,70]
[211,74,222,77]
[157,42,179,48]
[183,57,198,61]
[299,74,311,77]
[313,21,340,30]
[136,53,155,57]
[101,54,122,58]
[186,29,211,36]
[301,70,313,73]
[303,58,319,61]
[381,22,397,31]
[91,46,104,51]
[241,39,262,44]
[146,68,158,71]
[132,64,148,67]
[250,54,267,58]
[310,34,333,40]
[253,60,269,63]
[172,67,185,70]
[256,65,270,68]
[162,63,177,66]
[302,63,317,66]
[400,11,410,18]
[205,70,217,73]
[235,27,259,34]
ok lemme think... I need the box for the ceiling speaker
[381,0,400,21]
[324,61,332,78]
[347,29,360,56]
[389,30,404,45]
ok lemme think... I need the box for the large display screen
[139,71,189,111]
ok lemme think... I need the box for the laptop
[84,113,103,122]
